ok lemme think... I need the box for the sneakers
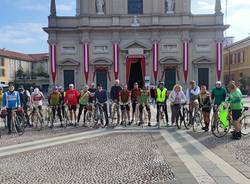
[231,131,242,140]
[148,123,151,127]
[202,126,209,132]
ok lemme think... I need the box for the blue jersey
[2,91,21,109]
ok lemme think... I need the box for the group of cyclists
[0,78,245,140]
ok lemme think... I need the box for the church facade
[44,0,228,90]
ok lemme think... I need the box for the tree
[16,67,25,79]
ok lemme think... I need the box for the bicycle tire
[183,108,192,130]
[85,111,94,127]
[211,119,230,138]
[111,105,119,127]
[176,107,182,129]
[241,115,250,135]
[14,115,25,136]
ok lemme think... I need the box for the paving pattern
[0,133,175,184]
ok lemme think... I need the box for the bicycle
[94,102,106,128]
[120,102,130,127]
[139,103,150,128]
[29,105,44,131]
[191,106,204,132]
[110,101,120,127]
[211,103,250,138]
[157,103,167,128]
[175,103,189,129]
[62,105,70,128]
[10,109,25,136]
[84,103,96,128]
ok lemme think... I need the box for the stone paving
[0,133,175,184]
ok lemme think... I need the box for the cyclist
[58,86,65,118]
[65,84,80,125]
[77,85,91,126]
[48,86,63,128]
[95,84,109,127]
[89,83,97,104]
[156,81,169,126]
[110,79,122,123]
[211,81,227,110]
[119,84,131,125]
[169,84,186,126]
[130,82,141,125]
[1,82,22,134]
[227,83,243,140]
[0,87,3,110]
[198,85,211,132]
[138,85,151,126]
[186,80,200,123]
[31,88,44,118]
[19,86,31,127]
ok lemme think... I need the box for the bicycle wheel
[99,109,106,128]
[14,115,25,136]
[176,112,182,129]
[241,115,250,135]
[192,111,202,132]
[183,108,192,130]
[37,116,44,131]
[111,105,118,127]
[211,119,230,138]
[85,111,94,127]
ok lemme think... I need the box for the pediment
[193,56,214,64]
[91,57,112,65]
[159,57,181,64]
[58,59,80,66]
[120,40,151,51]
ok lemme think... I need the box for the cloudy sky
[0,0,249,53]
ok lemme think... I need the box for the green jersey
[140,90,150,104]
[211,87,227,105]
[228,89,243,110]
[79,91,90,105]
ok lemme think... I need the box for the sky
[0,0,249,54]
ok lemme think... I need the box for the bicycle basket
[218,102,229,129]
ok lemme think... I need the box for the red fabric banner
[113,43,119,79]
[216,42,223,80]
[182,42,189,82]
[50,44,57,84]
[152,43,159,82]
[83,43,90,83]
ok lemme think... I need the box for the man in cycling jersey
[95,84,109,127]
[19,86,31,127]
[130,82,141,125]
[2,82,21,134]
[211,81,227,110]
[186,80,200,123]
[77,85,91,126]
[48,86,63,128]
[65,84,80,125]
[31,88,44,118]
[139,86,151,126]
[110,79,122,124]
[156,81,169,126]
[119,84,131,125]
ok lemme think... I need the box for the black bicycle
[175,103,189,129]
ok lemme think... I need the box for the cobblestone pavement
[0,133,175,184]
[0,126,91,147]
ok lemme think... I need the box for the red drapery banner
[113,43,119,79]
[126,55,146,84]
[152,42,159,82]
[83,43,90,83]
[216,42,223,80]
[182,42,189,83]
[50,44,57,84]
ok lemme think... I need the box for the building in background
[224,36,250,94]
[0,49,49,92]
[44,0,228,90]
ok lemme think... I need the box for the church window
[128,0,143,14]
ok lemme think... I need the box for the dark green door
[64,70,75,90]
[165,69,176,90]
[96,70,107,90]
[198,68,209,88]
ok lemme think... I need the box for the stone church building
[44,0,228,90]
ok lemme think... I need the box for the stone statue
[96,0,105,15]
[166,0,175,13]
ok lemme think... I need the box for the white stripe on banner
[84,43,88,73]
[154,43,157,71]
[115,44,118,72]
[184,42,188,71]
[51,45,55,73]
[218,43,221,71]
